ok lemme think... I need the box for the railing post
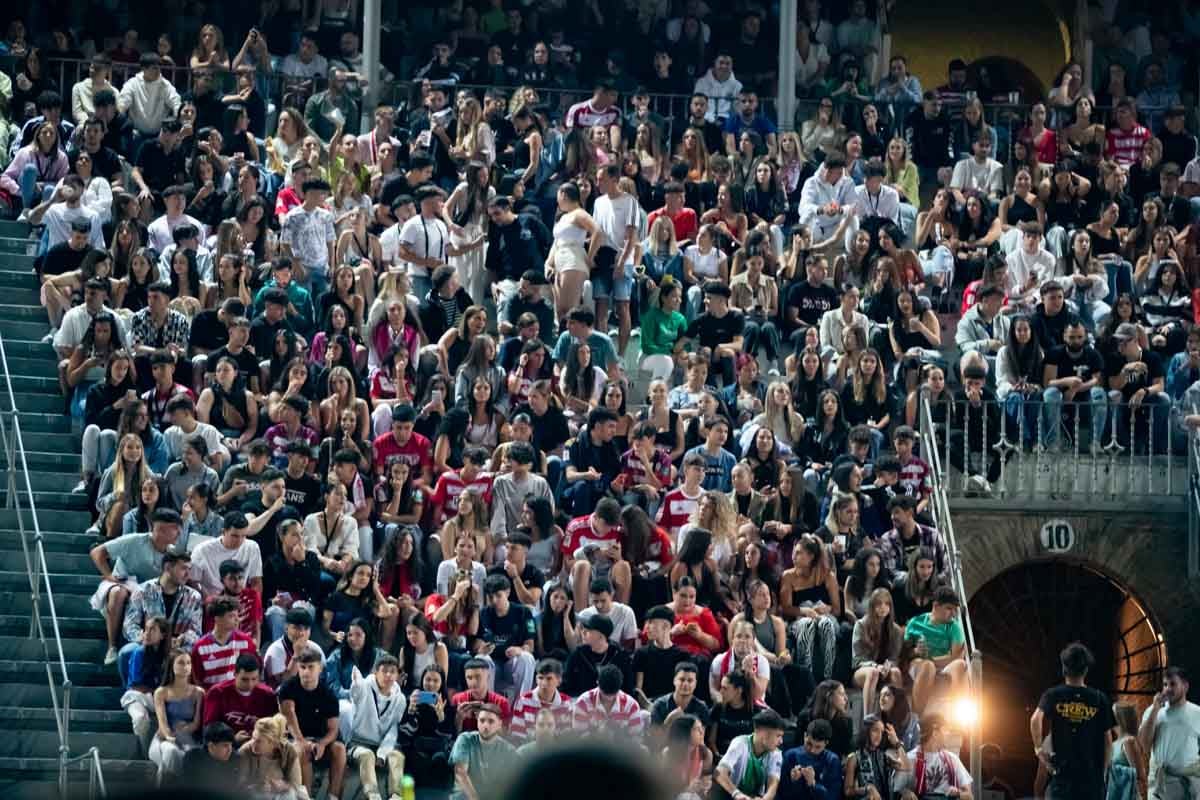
[969,652,983,789]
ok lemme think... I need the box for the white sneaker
[41,328,58,344]
[71,479,88,494]
[104,646,119,665]
[966,474,989,495]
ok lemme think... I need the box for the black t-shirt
[479,602,536,662]
[36,242,89,277]
[650,694,710,727]
[70,145,122,181]
[284,472,323,517]
[239,499,299,561]
[204,345,259,384]
[1118,349,1165,400]
[486,563,546,598]
[1037,684,1115,792]
[1045,346,1105,385]
[632,643,692,702]
[513,403,570,455]
[685,309,746,351]
[709,702,756,755]
[189,309,229,353]
[1032,308,1082,352]
[135,140,187,192]
[278,676,339,739]
[487,216,552,283]
[502,295,556,343]
[786,282,840,331]
[248,315,294,359]
[568,430,622,481]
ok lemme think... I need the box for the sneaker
[104,646,119,665]
[768,367,781,377]
[367,793,382,800]
[966,474,989,495]
[71,478,89,494]
[40,328,58,344]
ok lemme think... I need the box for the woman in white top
[709,619,771,704]
[71,150,113,223]
[1058,230,1111,331]
[546,182,599,322]
[819,283,870,358]
[302,483,360,579]
[559,341,607,434]
[682,224,729,320]
[443,161,494,307]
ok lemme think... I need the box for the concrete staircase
[0,221,155,796]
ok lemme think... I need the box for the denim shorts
[591,262,635,301]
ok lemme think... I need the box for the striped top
[191,629,256,687]
[571,688,645,738]
[509,689,573,743]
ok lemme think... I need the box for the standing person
[1139,667,1200,800]
[712,709,785,800]
[280,179,337,299]
[590,164,639,355]
[1030,642,1116,800]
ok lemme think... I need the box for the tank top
[1089,227,1122,258]
[642,408,680,454]
[553,216,587,247]
[752,614,777,654]
[208,382,249,431]
[1006,194,1038,226]
[410,645,436,680]
[1047,195,1081,230]
[466,417,499,448]
[788,576,831,608]
[686,245,722,279]
[164,692,197,731]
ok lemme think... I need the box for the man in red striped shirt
[656,451,707,541]
[509,658,572,743]
[564,79,622,150]
[1105,99,1151,167]
[571,663,645,739]
[562,498,629,610]
[191,596,257,688]
[428,446,494,526]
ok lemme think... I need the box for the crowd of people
[3,0,1200,799]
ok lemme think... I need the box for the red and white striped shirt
[564,99,620,132]
[562,514,623,559]
[571,688,645,737]
[656,486,704,540]
[1106,124,1150,167]
[429,470,494,524]
[898,455,932,499]
[191,629,256,687]
[510,689,573,743]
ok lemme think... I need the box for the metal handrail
[0,328,79,798]
[1190,428,1200,578]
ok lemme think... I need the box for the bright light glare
[952,696,980,728]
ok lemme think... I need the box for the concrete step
[8,471,89,494]
[0,706,138,734]
[0,237,36,255]
[0,636,107,662]
[0,684,123,711]
[0,253,36,269]
[0,615,103,639]
[0,393,67,413]
[0,432,83,454]
[0,321,52,341]
[0,288,43,306]
[1,339,57,359]
[0,591,99,616]
[0,730,140,760]
[0,490,90,511]
[0,510,94,532]
[3,357,59,379]
[2,411,73,433]
[0,269,37,289]
[0,660,115,687]
[0,759,157,798]
[0,221,32,238]
[0,553,95,575]
[1,450,83,471]
[0,305,50,321]
[0,570,98,593]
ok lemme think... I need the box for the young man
[164,395,230,471]
[252,256,315,335]
[693,52,743,123]
[714,709,785,800]
[949,131,1005,206]
[428,446,493,526]
[121,549,202,653]
[262,395,320,468]
[646,181,699,245]
[397,184,454,301]
[891,426,932,513]
[146,185,204,252]
[564,79,622,148]
[488,441,552,540]
[217,440,271,509]
[571,663,645,738]
[955,284,1010,366]
[589,164,639,354]
[563,498,628,610]
[780,719,843,799]
[1109,321,1170,454]
[1030,642,1115,800]
[248,288,295,358]
[486,531,544,608]
[895,713,974,800]
[281,442,321,516]
[451,657,512,733]
[371,404,433,487]
[202,560,263,644]
[131,119,187,203]
[510,658,571,743]
[577,576,639,650]
[479,574,537,697]
[650,662,710,735]
[905,587,968,713]
[132,289,192,398]
[191,596,257,688]
[798,156,856,244]
[348,654,407,800]
[274,161,312,224]
[619,420,674,513]
[1106,98,1151,167]
[279,649,347,800]
[880,495,948,579]
[563,407,624,517]
[633,605,692,704]
[279,179,336,298]
[1042,320,1108,452]
[28,174,105,250]
[678,282,745,387]
[685,416,737,493]
[657,452,707,540]
[1138,666,1200,799]
[177,722,237,789]
[264,607,326,686]
[450,703,517,800]
[551,307,619,373]
[562,614,634,697]
[190,512,265,597]
[262,519,326,643]
[201,653,278,744]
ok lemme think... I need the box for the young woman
[122,616,169,751]
[665,575,724,659]
[324,618,387,709]
[682,225,729,320]
[122,477,164,536]
[1059,230,1112,331]
[743,428,789,497]
[97,433,156,540]
[662,714,713,800]
[320,264,367,331]
[800,97,844,159]
[190,23,229,68]
[113,246,156,314]
[237,714,305,798]
[851,587,905,719]
[1,120,67,209]
[181,482,223,546]
[148,648,203,776]
[322,560,397,642]
[1063,96,1106,154]
[996,315,1044,448]
[708,618,771,705]
[743,160,787,238]
[840,348,890,456]
[1142,259,1191,357]
[835,229,875,291]
[780,534,841,682]
[334,207,383,308]
[892,548,940,624]
[436,489,490,565]
[196,356,259,455]
[369,345,417,437]
[1134,227,1180,297]
[398,614,450,690]
[799,388,849,496]
[678,492,739,573]
[1125,196,1166,265]
[205,253,251,311]
[45,249,115,330]
[906,362,950,435]
[700,184,748,253]
[444,161,493,305]
[632,122,666,186]
[707,671,755,757]
[1109,702,1149,800]
[885,138,920,207]
[638,379,686,463]
[536,581,577,660]
[167,247,205,317]
[560,341,607,428]
[879,684,921,752]
[877,223,924,294]
[676,127,711,184]
[510,105,544,190]
[843,713,912,798]
[317,365,370,443]
[65,311,121,414]
[799,679,854,758]
[1089,201,1133,302]
[890,287,943,394]
[368,298,419,379]
[998,167,1047,252]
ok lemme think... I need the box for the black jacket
[418,287,474,344]
[562,642,635,697]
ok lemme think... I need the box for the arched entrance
[967,559,1166,795]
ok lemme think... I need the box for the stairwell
[0,220,155,797]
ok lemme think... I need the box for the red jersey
[562,514,623,559]
[202,678,279,734]
[450,690,512,731]
[670,606,724,656]
[656,485,703,539]
[647,206,699,244]
[275,186,302,221]
[191,629,257,687]
[510,689,573,743]
[1106,124,1151,167]
[644,525,675,571]
[372,430,432,476]
[428,470,494,524]
[564,99,620,131]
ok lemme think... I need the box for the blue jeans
[1112,391,1171,453]
[1004,392,1041,446]
[562,477,607,516]
[410,275,432,304]
[306,268,329,302]
[1041,386,1107,446]
[546,454,565,501]
[742,318,781,365]
[1103,260,1134,306]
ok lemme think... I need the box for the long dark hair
[169,247,201,299]
[400,614,439,684]
[538,581,576,653]
[1002,314,1043,382]
[676,526,712,567]
[525,495,555,542]
[562,342,598,402]
[338,617,378,674]
[846,546,891,600]
[880,684,913,729]
[377,526,423,593]
[620,504,653,567]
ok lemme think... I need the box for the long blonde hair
[112,433,151,499]
[689,490,737,553]
[455,97,486,156]
[440,493,490,561]
[763,381,805,443]
[676,127,710,180]
[326,365,357,404]
[884,137,910,183]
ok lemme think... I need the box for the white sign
[1040,519,1075,553]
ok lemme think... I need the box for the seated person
[904,587,968,714]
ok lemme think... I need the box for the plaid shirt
[130,307,190,351]
[122,577,204,647]
[880,523,949,582]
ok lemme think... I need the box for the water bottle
[402,775,416,800]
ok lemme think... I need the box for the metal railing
[917,390,981,786]
[1189,424,1200,578]
[0,329,93,798]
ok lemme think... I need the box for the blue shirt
[723,112,778,142]
[780,746,842,800]
[685,444,736,493]
[552,329,619,371]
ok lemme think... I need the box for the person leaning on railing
[1108,321,1171,454]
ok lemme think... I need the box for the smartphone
[417,691,438,705]
[431,389,443,404]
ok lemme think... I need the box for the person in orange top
[666,575,724,658]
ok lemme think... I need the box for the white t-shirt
[577,602,638,644]
[591,192,639,266]
[709,649,770,687]
[897,747,973,795]
[397,214,449,279]
[191,536,263,596]
[1141,701,1200,772]
[262,638,326,683]
[684,244,724,280]
[380,222,404,265]
[435,559,486,596]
